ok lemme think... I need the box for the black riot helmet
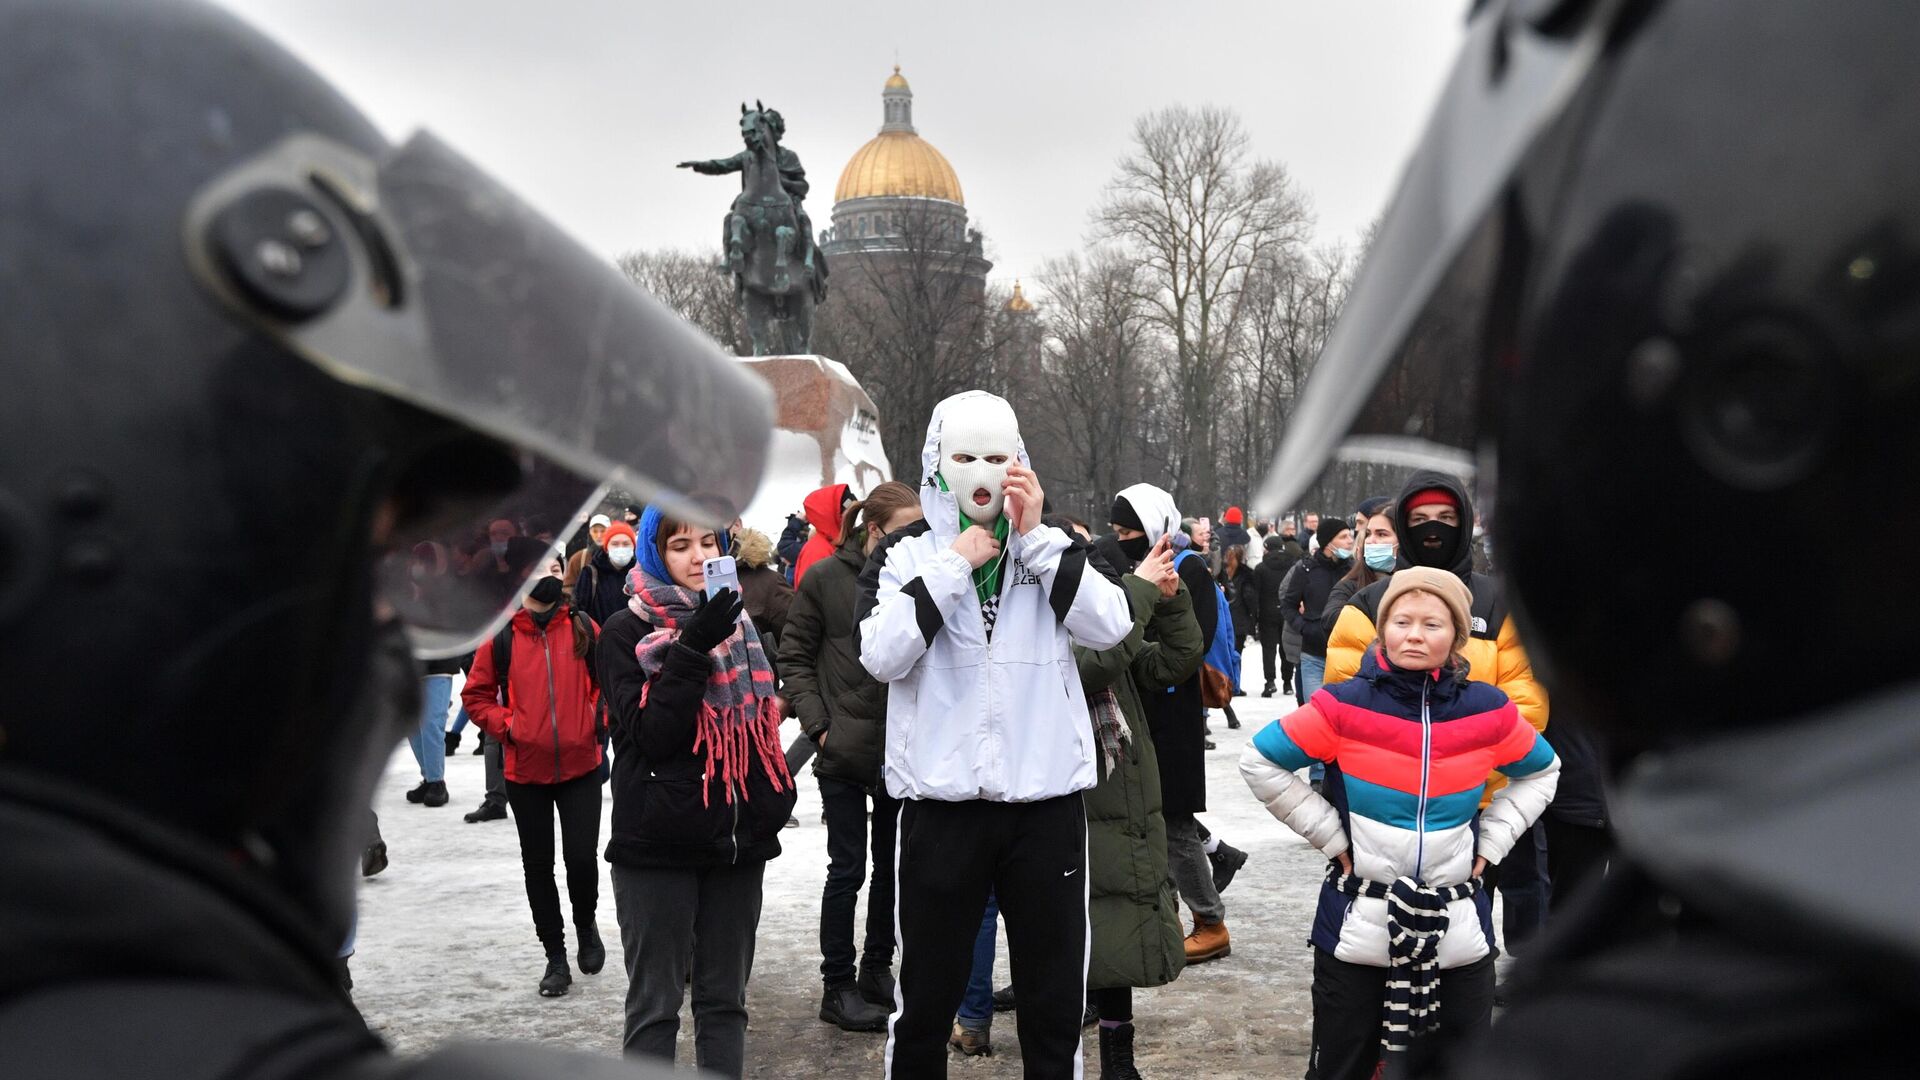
[0,0,771,951]
[1258,0,1920,756]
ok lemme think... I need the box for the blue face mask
[1364,543,1396,571]
[1329,545,1352,561]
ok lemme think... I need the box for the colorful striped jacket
[1240,647,1559,968]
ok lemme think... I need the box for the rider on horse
[678,108,825,301]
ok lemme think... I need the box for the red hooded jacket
[793,482,849,587]
[461,605,603,785]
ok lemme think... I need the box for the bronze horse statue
[679,101,827,355]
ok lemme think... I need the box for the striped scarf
[1325,865,1482,1052]
[1090,687,1129,779]
[628,567,792,807]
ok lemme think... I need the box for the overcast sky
[220,0,1466,288]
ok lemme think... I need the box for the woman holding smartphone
[607,507,797,1079]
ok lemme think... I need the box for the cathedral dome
[835,133,964,204]
[834,66,965,205]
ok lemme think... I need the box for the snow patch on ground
[353,645,1399,1076]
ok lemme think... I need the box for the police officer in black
[1259,1,1920,1074]
[0,2,773,1076]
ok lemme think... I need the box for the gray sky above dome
[221,0,1465,286]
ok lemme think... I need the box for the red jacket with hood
[461,605,603,785]
[793,483,849,587]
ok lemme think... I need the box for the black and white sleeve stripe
[855,518,941,651]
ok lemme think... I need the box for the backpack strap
[492,624,513,708]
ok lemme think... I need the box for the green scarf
[937,473,1012,605]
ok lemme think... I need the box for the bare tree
[615,248,749,355]
[812,202,1009,474]
[1218,240,1357,507]
[1022,251,1171,519]
[1095,104,1313,517]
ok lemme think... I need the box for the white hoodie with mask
[857,391,1134,802]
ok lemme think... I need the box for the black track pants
[885,795,1088,1079]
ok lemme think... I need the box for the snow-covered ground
[349,644,1384,1076]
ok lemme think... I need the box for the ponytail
[838,498,866,550]
[570,608,597,660]
[852,481,921,547]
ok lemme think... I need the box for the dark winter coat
[733,529,794,657]
[1280,548,1347,658]
[604,641,795,869]
[461,605,603,786]
[778,536,889,790]
[1542,710,1609,829]
[1219,563,1257,643]
[594,606,650,743]
[1322,570,1384,626]
[1144,553,1219,816]
[1254,536,1304,625]
[1215,522,1252,552]
[1081,574,1206,990]
[570,547,631,627]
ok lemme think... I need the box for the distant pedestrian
[460,575,607,998]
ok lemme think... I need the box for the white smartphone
[702,555,742,599]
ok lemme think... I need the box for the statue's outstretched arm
[676,154,744,175]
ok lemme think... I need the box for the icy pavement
[350,650,1351,1077]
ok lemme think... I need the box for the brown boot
[1184,919,1231,963]
[948,1022,993,1057]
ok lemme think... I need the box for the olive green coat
[1079,574,1207,991]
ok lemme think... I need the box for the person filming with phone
[606,507,797,1078]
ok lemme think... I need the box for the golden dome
[884,64,909,90]
[835,131,965,204]
[1006,280,1034,312]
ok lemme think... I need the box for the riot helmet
[1258,0,1920,754]
[0,0,771,950]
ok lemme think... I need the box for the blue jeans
[448,703,470,735]
[956,894,999,1026]
[1298,654,1327,782]
[409,674,451,783]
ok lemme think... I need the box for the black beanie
[1316,517,1352,551]
[1110,495,1145,532]
[528,575,564,606]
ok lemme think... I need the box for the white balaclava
[939,394,1023,527]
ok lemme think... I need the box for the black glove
[679,588,745,655]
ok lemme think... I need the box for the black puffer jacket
[1280,548,1347,658]
[604,643,795,869]
[1254,536,1303,624]
[778,536,888,790]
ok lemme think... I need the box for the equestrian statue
[678,101,828,356]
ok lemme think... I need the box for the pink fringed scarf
[629,568,792,807]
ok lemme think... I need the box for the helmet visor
[1255,0,1626,515]
[186,130,772,655]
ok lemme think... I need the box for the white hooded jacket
[857,392,1134,802]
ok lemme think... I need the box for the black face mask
[1118,535,1151,563]
[1406,520,1463,569]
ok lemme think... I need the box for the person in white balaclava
[858,391,1133,1079]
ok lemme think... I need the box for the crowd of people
[360,390,1614,1080]
[13,5,1903,1080]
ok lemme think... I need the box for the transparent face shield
[185,131,774,656]
[1255,0,1628,518]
